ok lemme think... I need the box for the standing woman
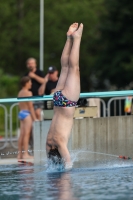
[46,23,83,170]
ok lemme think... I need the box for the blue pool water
[0,154,133,200]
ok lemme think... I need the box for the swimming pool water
[0,158,133,200]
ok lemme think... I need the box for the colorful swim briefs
[53,91,77,107]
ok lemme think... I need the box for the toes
[72,22,78,27]
[78,23,83,30]
[67,22,79,36]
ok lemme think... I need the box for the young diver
[18,76,38,159]
[46,22,83,170]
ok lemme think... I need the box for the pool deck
[0,158,34,165]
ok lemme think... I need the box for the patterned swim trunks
[53,91,77,107]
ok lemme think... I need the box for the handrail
[0,104,8,150]
[87,98,106,117]
[107,97,128,117]
[0,90,133,103]
[9,103,19,149]
[100,99,106,117]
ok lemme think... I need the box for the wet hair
[48,148,62,165]
[20,76,31,87]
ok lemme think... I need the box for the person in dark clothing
[25,57,45,120]
[39,66,59,109]
[39,66,59,96]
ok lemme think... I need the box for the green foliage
[44,0,105,91]
[94,0,133,90]
[0,0,105,93]
[0,69,19,98]
[0,0,40,75]
[0,0,133,93]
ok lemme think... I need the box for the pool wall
[33,115,133,164]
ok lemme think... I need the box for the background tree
[1,0,133,97]
[0,0,40,75]
[44,0,105,91]
[0,0,105,96]
[94,0,133,91]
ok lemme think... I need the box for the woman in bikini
[46,22,83,169]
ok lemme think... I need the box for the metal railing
[107,97,129,117]
[0,104,8,150]
[9,103,19,149]
[87,98,106,117]
[100,99,106,117]
[0,91,133,150]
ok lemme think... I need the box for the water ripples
[0,151,133,200]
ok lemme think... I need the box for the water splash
[71,149,118,158]
[44,152,75,173]
[45,157,65,173]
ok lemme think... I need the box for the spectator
[39,66,58,95]
[39,66,59,109]
[17,76,38,159]
[25,57,45,120]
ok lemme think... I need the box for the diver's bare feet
[22,153,33,159]
[72,23,83,39]
[67,22,78,37]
